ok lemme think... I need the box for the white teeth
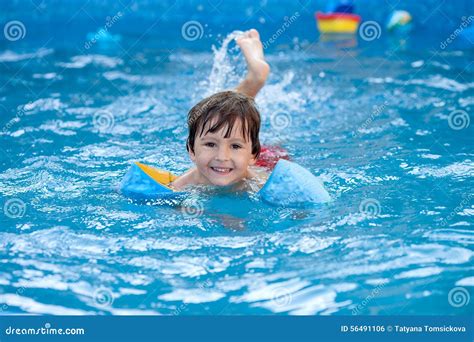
[212,167,231,173]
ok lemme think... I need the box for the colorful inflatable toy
[315,12,361,34]
[386,10,413,33]
[315,0,360,34]
[120,159,330,207]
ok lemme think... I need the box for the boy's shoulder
[169,168,196,190]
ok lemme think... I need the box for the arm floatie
[258,159,330,206]
[120,160,330,206]
[119,162,186,201]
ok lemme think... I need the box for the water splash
[201,32,309,126]
[203,30,245,97]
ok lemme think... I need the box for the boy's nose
[215,146,230,161]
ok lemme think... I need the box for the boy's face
[189,118,256,187]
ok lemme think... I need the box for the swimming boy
[170,29,270,190]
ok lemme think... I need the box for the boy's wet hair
[186,91,261,158]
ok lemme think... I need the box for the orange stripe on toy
[315,11,361,34]
[135,162,177,188]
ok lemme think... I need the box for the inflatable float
[315,12,361,34]
[315,1,361,34]
[120,158,330,207]
[386,10,412,33]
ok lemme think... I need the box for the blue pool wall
[1,0,472,50]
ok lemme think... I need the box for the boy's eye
[204,142,216,147]
[231,144,242,149]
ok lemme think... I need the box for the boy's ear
[248,154,257,166]
[188,146,196,162]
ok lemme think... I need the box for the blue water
[0,1,473,315]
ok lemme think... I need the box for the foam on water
[0,48,54,62]
[56,55,123,69]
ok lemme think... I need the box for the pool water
[0,17,473,315]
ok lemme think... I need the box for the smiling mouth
[210,166,233,175]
